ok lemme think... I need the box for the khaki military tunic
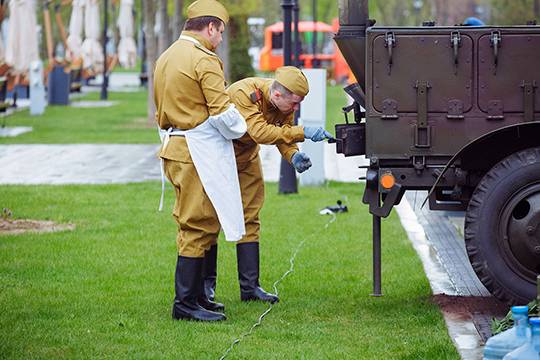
[154,31,230,258]
[227,78,305,243]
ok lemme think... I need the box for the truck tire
[465,147,540,304]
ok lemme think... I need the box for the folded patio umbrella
[0,30,4,64]
[67,0,85,61]
[5,0,39,74]
[81,0,103,72]
[117,0,136,68]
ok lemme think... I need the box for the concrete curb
[396,198,483,360]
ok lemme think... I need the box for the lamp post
[278,0,297,194]
[100,0,109,100]
[293,0,300,67]
[312,0,318,68]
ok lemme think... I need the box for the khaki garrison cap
[275,66,309,97]
[187,0,230,25]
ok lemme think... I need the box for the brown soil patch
[432,294,510,341]
[0,219,75,235]
[433,294,509,318]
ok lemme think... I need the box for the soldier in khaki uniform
[202,67,333,304]
[154,0,247,322]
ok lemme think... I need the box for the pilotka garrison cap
[187,0,230,25]
[275,66,309,97]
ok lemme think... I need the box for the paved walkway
[0,143,367,184]
[398,194,491,360]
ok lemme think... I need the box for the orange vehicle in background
[259,19,350,83]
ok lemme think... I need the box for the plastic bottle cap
[530,317,540,325]
[511,306,529,314]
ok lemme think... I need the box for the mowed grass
[326,83,349,135]
[0,182,459,359]
[0,85,347,145]
[0,91,156,144]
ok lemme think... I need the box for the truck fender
[423,122,540,207]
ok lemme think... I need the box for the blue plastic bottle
[484,306,530,359]
[502,317,540,360]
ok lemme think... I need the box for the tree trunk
[215,28,230,82]
[157,0,170,54]
[228,16,254,83]
[144,0,157,123]
[172,0,184,41]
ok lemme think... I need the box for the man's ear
[207,22,215,35]
[274,90,282,98]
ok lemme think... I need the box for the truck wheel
[465,147,540,304]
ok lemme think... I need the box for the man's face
[272,91,304,115]
[208,21,225,50]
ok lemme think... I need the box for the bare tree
[157,0,170,54]
[143,0,157,123]
[172,0,184,41]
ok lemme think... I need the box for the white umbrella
[5,0,39,74]
[0,31,4,64]
[117,0,136,68]
[66,0,85,61]
[81,0,103,72]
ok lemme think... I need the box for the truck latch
[384,32,396,75]
[490,30,502,75]
[450,31,461,75]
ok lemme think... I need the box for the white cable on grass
[219,212,337,360]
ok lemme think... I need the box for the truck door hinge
[521,81,537,122]
[487,100,504,120]
[381,98,398,119]
[447,99,464,120]
[384,32,396,75]
[414,81,431,148]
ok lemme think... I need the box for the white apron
[159,114,246,242]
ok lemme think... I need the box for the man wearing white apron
[154,0,246,322]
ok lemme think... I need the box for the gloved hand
[291,152,312,173]
[304,126,334,142]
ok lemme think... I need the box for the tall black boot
[172,256,226,321]
[236,242,279,303]
[200,245,224,312]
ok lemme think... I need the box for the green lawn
[0,182,459,359]
[0,86,346,144]
[0,91,156,144]
[326,83,349,135]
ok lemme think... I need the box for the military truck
[333,0,539,304]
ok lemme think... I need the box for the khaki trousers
[164,159,220,258]
[237,155,265,244]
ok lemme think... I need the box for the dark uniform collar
[180,31,214,52]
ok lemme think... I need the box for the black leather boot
[172,256,226,321]
[200,245,224,312]
[236,242,279,303]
